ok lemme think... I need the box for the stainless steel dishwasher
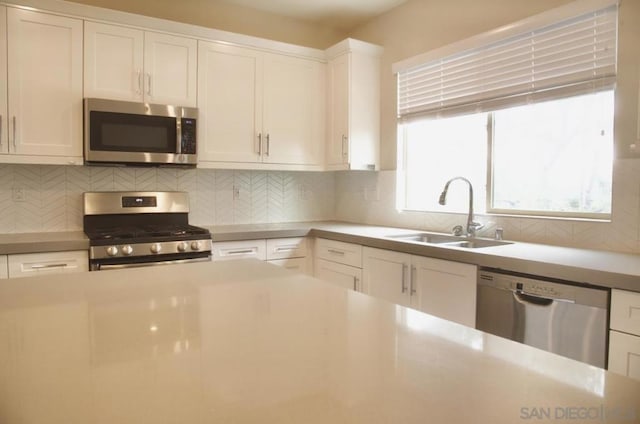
[476,268,609,368]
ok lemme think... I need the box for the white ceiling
[219,0,409,30]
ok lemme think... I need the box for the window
[398,91,614,218]
[394,0,617,220]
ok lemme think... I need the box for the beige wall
[349,0,640,169]
[67,0,348,48]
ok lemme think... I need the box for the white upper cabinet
[84,22,197,107]
[2,7,83,163]
[325,39,382,171]
[198,40,324,169]
[197,42,262,163]
[0,7,7,155]
[143,31,197,107]
[84,23,144,102]
[261,52,323,166]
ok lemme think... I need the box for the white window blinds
[396,1,618,119]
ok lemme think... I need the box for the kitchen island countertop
[0,260,637,423]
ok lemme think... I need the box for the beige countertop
[209,221,640,292]
[2,221,640,291]
[0,230,88,254]
[0,259,637,423]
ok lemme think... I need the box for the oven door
[91,252,211,271]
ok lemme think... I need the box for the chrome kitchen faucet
[438,177,483,237]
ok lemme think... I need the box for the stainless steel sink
[439,239,513,249]
[386,233,461,244]
[386,232,513,249]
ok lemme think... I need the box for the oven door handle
[95,256,211,271]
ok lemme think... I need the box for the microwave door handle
[176,116,182,154]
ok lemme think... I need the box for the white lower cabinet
[7,251,88,278]
[608,289,640,381]
[313,238,363,291]
[362,247,477,327]
[212,237,310,274]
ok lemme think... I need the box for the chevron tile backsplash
[0,164,335,233]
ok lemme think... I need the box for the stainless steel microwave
[84,98,198,167]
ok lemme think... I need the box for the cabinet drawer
[212,240,266,261]
[608,330,640,381]
[269,257,308,274]
[314,258,362,291]
[266,237,307,260]
[8,250,88,278]
[315,238,362,268]
[611,289,640,336]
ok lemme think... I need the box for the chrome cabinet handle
[401,264,407,293]
[327,249,345,256]
[12,116,16,148]
[410,265,417,295]
[225,249,255,255]
[266,133,270,156]
[341,135,348,158]
[257,133,262,155]
[136,69,142,94]
[146,73,152,96]
[30,263,69,270]
[275,246,297,252]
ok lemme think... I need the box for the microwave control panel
[181,118,197,154]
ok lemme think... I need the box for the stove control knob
[177,242,188,252]
[191,241,202,251]
[122,245,133,256]
[106,246,119,257]
[150,243,162,254]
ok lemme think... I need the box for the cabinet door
[410,256,477,327]
[197,41,262,163]
[0,6,7,154]
[314,258,361,291]
[327,54,349,166]
[144,31,197,107]
[608,330,640,381]
[7,9,83,157]
[611,289,640,336]
[262,54,323,165]
[362,247,411,308]
[84,22,144,102]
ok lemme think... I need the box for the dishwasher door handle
[513,289,574,306]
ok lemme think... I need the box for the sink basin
[386,232,461,244]
[440,239,513,249]
[386,232,513,249]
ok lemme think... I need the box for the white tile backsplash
[6,159,640,254]
[0,164,335,233]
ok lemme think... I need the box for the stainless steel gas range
[83,191,212,271]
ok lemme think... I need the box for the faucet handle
[495,227,504,240]
[468,221,484,237]
[451,225,464,236]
